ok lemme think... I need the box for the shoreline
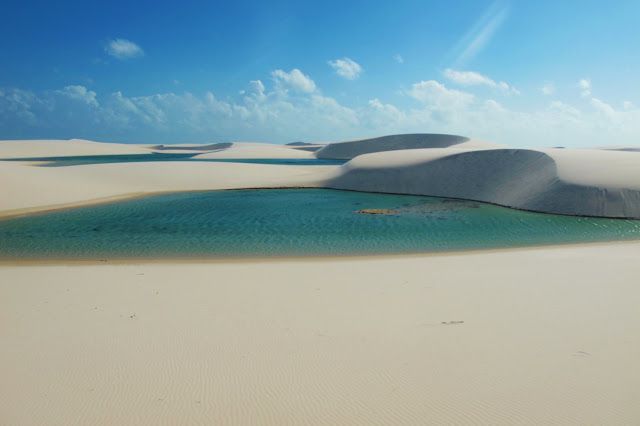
[4,184,640,221]
[1,239,639,267]
[0,185,318,220]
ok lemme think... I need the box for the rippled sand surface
[1,243,640,425]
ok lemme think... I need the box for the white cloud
[328,57,363,80]
[0,70,360,142]
[0,88,40,126]
[590,97,616,118]
[408,80,475,110]
[243,80,267,102]
[393,54,404,64]
[579,78,591,97]
[3,73,640,148]
[105,39,144,60]
[57,85,99,107]
[271,69,316,93]
[549,100,580,118]
[443,69,518,94]
[541,82,555,96]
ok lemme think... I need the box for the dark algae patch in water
[0,189,639,259]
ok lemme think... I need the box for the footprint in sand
[441,320,464,325]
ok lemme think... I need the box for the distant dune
[0,139,151,158]
[193,142,315,159]
[152,142,233,151]
[1,135,640,219]
[285,141,314,146]
[0,140,328,217]
[286,141,325,152]
[326,146,640,219]
[315,133,501,159]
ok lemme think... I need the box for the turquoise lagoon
[0,153,346,167]
[0,189,638,259]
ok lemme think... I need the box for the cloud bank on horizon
[3,70,638,147]
[1,0,640,146]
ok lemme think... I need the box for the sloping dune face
[0,139,151,158]
[152,142,233,151]
[193,143,316,159]
[327,148,640,219]
[315,133,473,159]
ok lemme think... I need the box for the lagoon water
[0,189,639,259]
[1,153,346,167]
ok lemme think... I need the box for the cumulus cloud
[328,57,363,80]
[590,97,616,118]
[408,80,475,110]
[541,82,555,96]
[3,72,640,148]
[443,69,518,94]
[271,69,316,93]
[0,75,356,142]
[105,38,144,60]
[579,78,591,97]
[0,88,41,126]
[56,85,99,107]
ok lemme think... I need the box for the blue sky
[1,0,640,146]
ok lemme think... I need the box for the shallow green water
[0,189,638,259]
[0,153,345,167]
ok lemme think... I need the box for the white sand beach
[1,135,640,425]
[1,243,640,425]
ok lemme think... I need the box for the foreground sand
[1,242,639,425]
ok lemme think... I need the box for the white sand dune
[0,161,331,218]
[2,136,640,219]
[315,133,502,159]
[152,142,233,151]
[1,242,639,425]
[193,142,316,159]
[325,146,640,218]
[602,147,640,152]
[0,139,338,217]
[0,139,152,158]
[286,142,326,152]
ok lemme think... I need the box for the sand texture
[1,243,639,425]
